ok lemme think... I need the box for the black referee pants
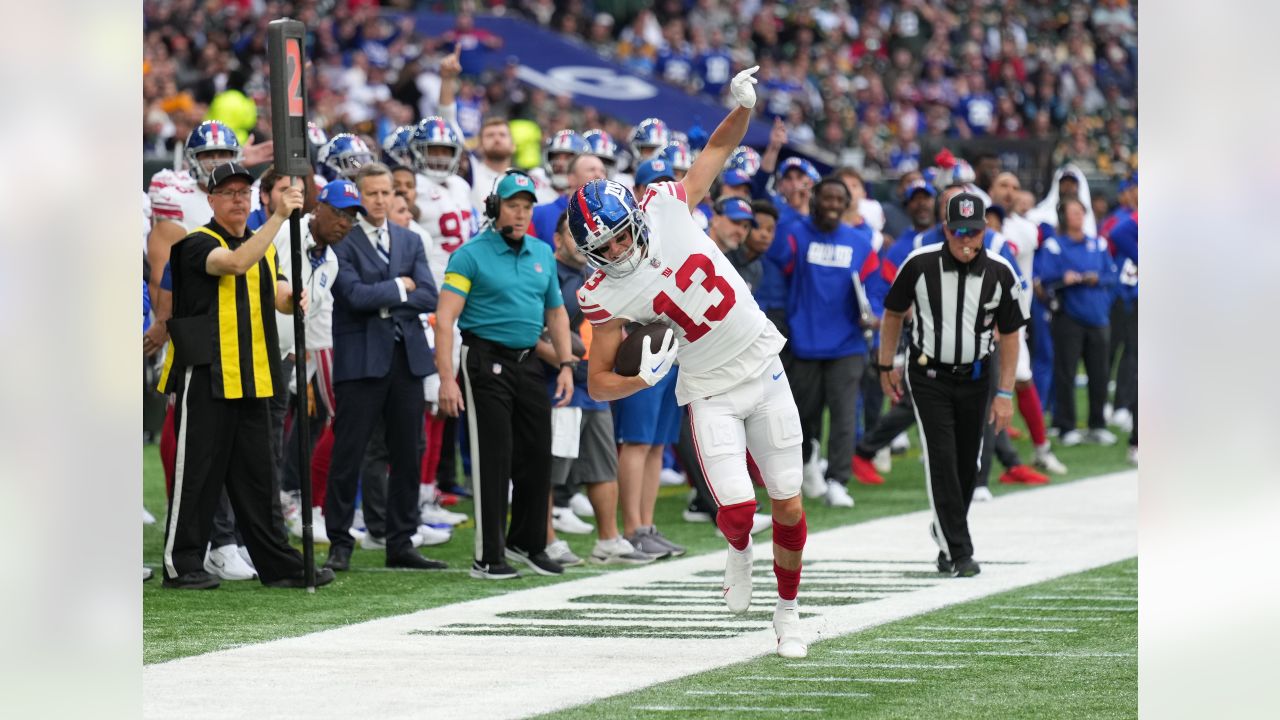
[460,339,551,566]
[905,366,989,563]
[163,366,305,583]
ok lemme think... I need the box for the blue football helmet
[660,140,694,174]
[382,125,416,170]
[582,129,619,176]
[568,179,650,278]
[185,120,243,188]
[317,134,375,181]
[629,118,671,162]
[544,130,588,191]
[726,145,761,177]
[411,116,463,182]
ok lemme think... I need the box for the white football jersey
[148,169,212,231]
[577,181,785,405]
[415,172,476,256]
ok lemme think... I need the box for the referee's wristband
[995,389,1014,400]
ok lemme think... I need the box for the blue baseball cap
[1117,173,1138,192]
[901,179,937,204]
[776,156,820,183]
[716,197,758,227]
[635,158,676,187]
[721,169,752,187]
[318,179,367,215]
[495,171,537,201]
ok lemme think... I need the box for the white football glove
[638,328,678,387]
[729,65,760,109]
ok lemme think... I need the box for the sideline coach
[435,170,577,580]
[875,191,1025,578]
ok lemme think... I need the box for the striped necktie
[375,227,390,265]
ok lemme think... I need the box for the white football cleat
[659,468,686,487]
[421,501,468,527]
[204,543,257,581]
[824,481,855,508]
[972,486,993,502]
[569,492,594,518]
[1033,444,1068,475]
[551,506,595,534]
[872,447,892,475]
[773,602,808,658]
[722,541,754,614]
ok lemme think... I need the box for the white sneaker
[890,431,911,453]
[310,509,330,544]
[872,447,892,475]
[236,545,255,570]
[412,524,452,547]
[204,543,257,580]
[569,492,594,518]
[751,513,773,535]
[824,481,855,508]
[1087,428,1118,446]
[143,507,156,525]
[972,486,993,502]
[589,536,654,565]
[1127,446,1138,465]
[421,501,468,527]
[817,457,829,475]
[552,506,595,534]
[1110,408,1133,433]
[1060,429,1085,447]
[722,540,753,614]
[1034,444,1069,475]
[682,508,713,523]
[546,538,584,567]
[801,460,827,499]
[659,468,686,487]
[143,566,153,582]
[360,533,386,550]
[773,602,808,658]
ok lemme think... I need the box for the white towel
[550,407,583,459]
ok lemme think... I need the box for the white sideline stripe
[912,626,1079,633]
[956,615,1111,622]
[1026,595,1137,601]
[459,345,483,564]
[145,471,1137,720]
[880,637,1030,644]
[686,690,872,698]
[740,676,918,684]
[788,662,964,670]
[634,702,824,707]
[991,605,1136,612]
[837,650,1135,658]
[162,368,194,580]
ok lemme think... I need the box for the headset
[484,168,537,236]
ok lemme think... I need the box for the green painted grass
[143,400,1132,665]
[537,558,1138,720]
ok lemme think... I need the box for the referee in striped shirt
[876,190,1026,578]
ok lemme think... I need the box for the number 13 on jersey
[652,253,736,342]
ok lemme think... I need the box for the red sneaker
[1013,465,1050,485]
[851,455,884,485]
[439,492,460,507]
[1006,426,1024,440]
[998,469,1021,485]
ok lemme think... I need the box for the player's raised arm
[681,66,758,213]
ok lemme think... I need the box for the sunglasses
[951,226,981,238]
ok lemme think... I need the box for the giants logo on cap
[343,183,359,198]
[959,199,974,218]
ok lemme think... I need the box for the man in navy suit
[323,162,446,571]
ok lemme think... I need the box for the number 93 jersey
[578,181,785,405]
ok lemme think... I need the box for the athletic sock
[1017,384,1048,446]
[774,561,801,601]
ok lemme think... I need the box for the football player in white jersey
[569,66,808,659]
[410,116,476,288]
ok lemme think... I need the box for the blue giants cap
[721,169,752,187]
[318,179,367,215]
[716,197,758,227]
[635,158,677,187]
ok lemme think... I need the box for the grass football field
[143,399,1133,667]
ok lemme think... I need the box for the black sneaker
[936,551,953,574]
[470,560,520,580]
[264,567,337,588]
[162,570,220,590]
[504,546,564,576]
[952,557,981,578]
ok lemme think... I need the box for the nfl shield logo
[515,176,530,187]
[650,258,662,268]
[534,262,543,273]
[959,199,974,217]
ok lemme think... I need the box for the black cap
[209,162,254,191]
[945,191,987,233]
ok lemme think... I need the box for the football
[613,323,674,377]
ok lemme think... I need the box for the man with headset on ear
[434,169,578,580]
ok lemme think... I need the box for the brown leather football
[613,323,674,377]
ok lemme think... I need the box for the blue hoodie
[1034,233,1120,327]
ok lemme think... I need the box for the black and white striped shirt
[883,244,1027,365]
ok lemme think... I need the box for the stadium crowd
[142,0,1137,586]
